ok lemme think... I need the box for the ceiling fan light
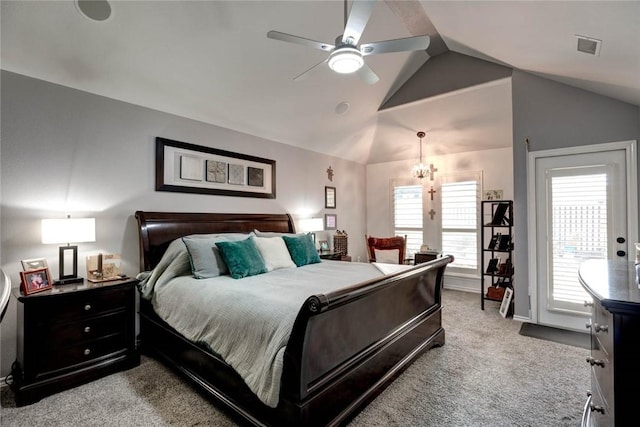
[328,47,364,74]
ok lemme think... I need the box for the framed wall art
[325,186,336,209]
[325,213,337,230]
[156,137,276,198]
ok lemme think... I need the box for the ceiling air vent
[575,35,602,56]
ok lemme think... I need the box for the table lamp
[297,217,324,246]
[42,216,96,284]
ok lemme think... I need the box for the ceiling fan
[267,0,430,84]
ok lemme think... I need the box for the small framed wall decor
[156,137,276,198]
[325,186,336,209]
[325,214,337,230]
[20,267,53,295]
[21,258,48,271]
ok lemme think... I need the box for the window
[393,183,422,257]
[549,173,605,307]
[441,176,479,273]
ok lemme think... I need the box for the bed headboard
[135,211,296,271]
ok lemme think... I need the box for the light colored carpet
[1,289,589,426]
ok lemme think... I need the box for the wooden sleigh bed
[135,211,452,426]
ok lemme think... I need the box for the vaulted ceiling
[2,1,638,164]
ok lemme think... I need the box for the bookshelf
[480,200,514,312]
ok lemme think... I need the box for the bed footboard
[279,255,452,426]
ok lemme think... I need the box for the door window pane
[550,174,606,306]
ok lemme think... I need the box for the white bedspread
[138,244,388,408]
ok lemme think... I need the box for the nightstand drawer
[36,333,127,377]
[40,311,127,348]
[36,287,130,322]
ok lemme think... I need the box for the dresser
[578,260,640,427]
[11,278,139,406]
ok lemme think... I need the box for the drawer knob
[585,322,592,329]
[84,304,92,311]
[584,301,593,307]
[595,324,609,333]
[84,326,91,333]
[586,356,605,368]
[84,348,91,356]
[589,404,605,414]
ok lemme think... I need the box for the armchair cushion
[366,235,406,264]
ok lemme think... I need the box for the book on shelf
[486,257,500,274]
[487,234,500,250]
[489,202,510,226]
[497,234,511,251]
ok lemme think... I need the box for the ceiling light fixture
[328,47,364,74]
[412,131,429,179]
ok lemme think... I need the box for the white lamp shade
[298,217,324,233]
[41,218,96,244]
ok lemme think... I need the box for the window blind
[550,174,606,305]
[393,184,422,256]
[441,180,478,271]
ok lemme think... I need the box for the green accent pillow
[214,236,268,279]
[282,234,321,267]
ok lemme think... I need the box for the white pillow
[374,248,400,264]
[253,236,296,271]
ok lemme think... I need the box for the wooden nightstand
[318,251,351,261]
[415,251,440,265]
[11,278,139,406]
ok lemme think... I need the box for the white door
[531,142,637,331]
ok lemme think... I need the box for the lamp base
[54,276,84,285]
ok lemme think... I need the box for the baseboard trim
[513,315,530,323]
[443,275,478,293]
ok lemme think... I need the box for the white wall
[0,71,368,376]
[366,146,514,291]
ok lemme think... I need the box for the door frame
[526,140,638,324]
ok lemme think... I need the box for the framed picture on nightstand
[21,257,48,271]
[20,267,52,295]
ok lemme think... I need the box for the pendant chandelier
[412,131,429,179]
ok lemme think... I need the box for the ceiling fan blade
[342,0,376,45]
[356,63,379,85]
[293,59,329,82]
[267,30,335,52]
[360,35,430,56]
